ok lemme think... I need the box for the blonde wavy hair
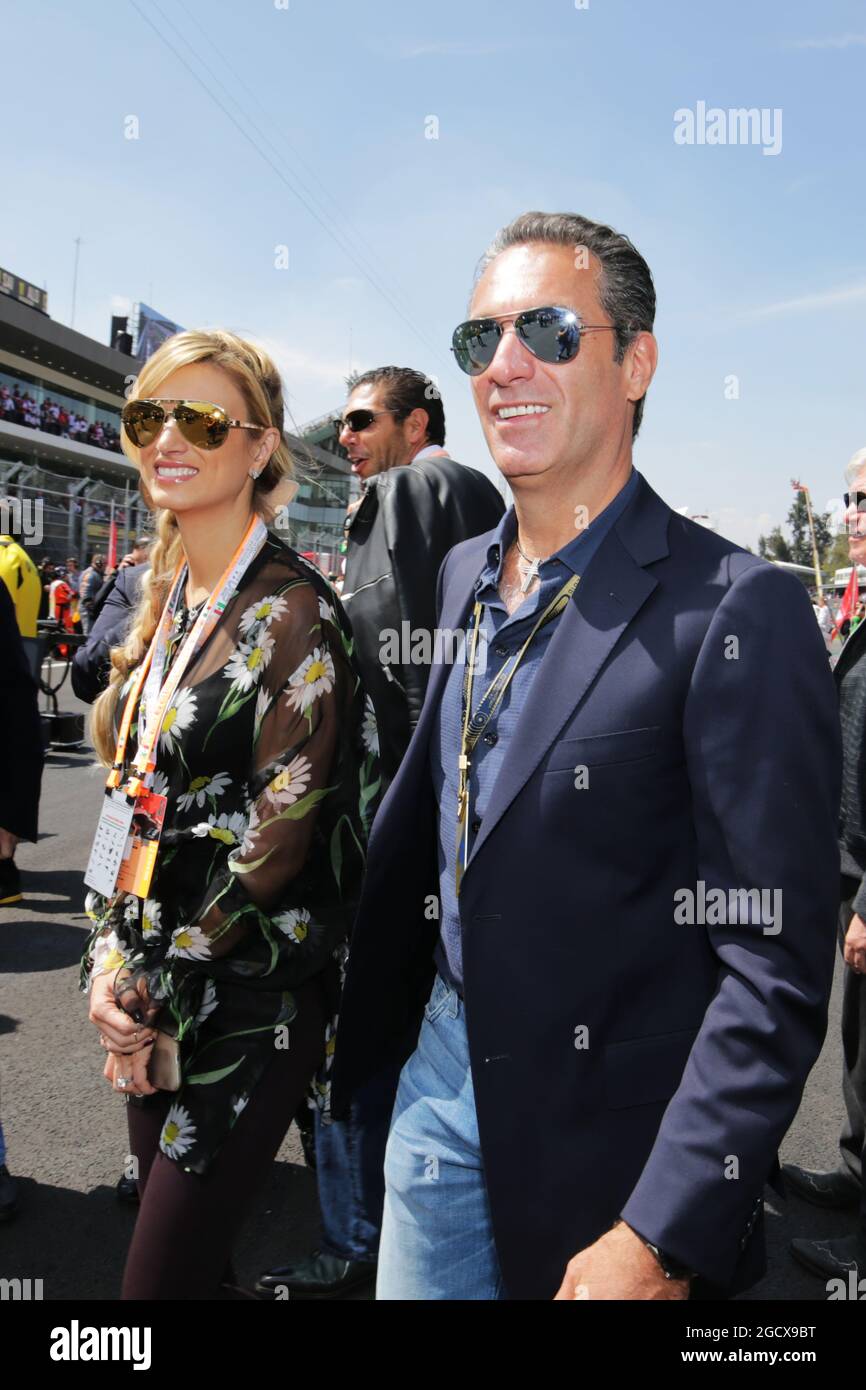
[90,328,294,766]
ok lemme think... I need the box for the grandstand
[0,267,356,571]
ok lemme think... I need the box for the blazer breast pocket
[542,725,662,774]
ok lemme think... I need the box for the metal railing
[0,460,151,565]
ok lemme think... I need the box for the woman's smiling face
[132,362,274,516]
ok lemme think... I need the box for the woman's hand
[89,968,157,1054]
[102,1044,158,1098]
[114,970,162,1029]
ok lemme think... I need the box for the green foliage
[757,526,791,562]
[757,492,837,570]
[787,491,834,567]
[823,531,852,577]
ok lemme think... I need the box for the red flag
[832,566,859,638]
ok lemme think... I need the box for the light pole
[70,236,83,329]
[791,479,824,599]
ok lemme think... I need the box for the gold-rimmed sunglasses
[121,399,266,451]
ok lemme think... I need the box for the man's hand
[0,827,19,860]
[844,913,866,974]
[553,1220,690,1300]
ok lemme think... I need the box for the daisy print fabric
[81,538,379,1174]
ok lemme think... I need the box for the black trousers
[838,893,866,1236]
[121,974,326,1300]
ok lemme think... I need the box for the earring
[249,468,262,480]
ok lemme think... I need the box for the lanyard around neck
[107,515,268,797]
[455,572,579,895]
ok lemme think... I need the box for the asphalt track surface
[0,685,855,1303]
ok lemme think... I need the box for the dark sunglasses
[451,305,619,376]
[844,492,866,512]
[121,399,265,450]
[337,408,397,434]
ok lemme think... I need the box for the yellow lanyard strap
[455,573,579,893]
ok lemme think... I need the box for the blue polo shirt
[430,467,639,992]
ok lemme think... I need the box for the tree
[787,491,834,568]
[823,531,851,578]
[757,526,792,562]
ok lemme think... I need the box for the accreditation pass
[84,789,136,898]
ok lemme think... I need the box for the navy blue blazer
[330,471,841,1298]
[71,562,147,705]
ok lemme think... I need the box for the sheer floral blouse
[80,535,380,1173]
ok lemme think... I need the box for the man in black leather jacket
[786,448,866,1284]
[256,367,503,1301]
[339,366,504,786]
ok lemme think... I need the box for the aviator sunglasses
[451,305,620,376]
[121,399,265,450]
[844,491,866,512]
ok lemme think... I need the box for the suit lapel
[466,495,665,871]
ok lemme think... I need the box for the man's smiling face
[468,243,640,490]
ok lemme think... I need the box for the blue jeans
[315,1060,402,1262]
[377,974,505,1300]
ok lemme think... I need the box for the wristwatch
[636,1233,693,1281]
[616,1219,692,1281]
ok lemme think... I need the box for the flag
[107,500,118,570]
[832,566,859,639]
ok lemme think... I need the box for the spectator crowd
[0,382,122,453]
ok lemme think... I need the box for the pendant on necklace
[519,557,540,594]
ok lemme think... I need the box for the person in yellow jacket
[0,522,41,639]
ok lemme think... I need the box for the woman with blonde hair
[82,329,378,1299]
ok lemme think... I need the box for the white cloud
[741,281,866,321]
[248,337,356,426]
[712,507,776,551]
[783,34,866,49]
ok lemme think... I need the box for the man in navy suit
[330,211,841,1300]
[71,558,148,706]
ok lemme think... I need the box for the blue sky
[2,0,864,547]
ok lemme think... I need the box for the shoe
[255,1249,376,1300]
[116,1173,140,1205]
[0,858,22,906]
[0,1165,20,1222]
[790,1233,866,1281]
[782,1162,860,1209]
